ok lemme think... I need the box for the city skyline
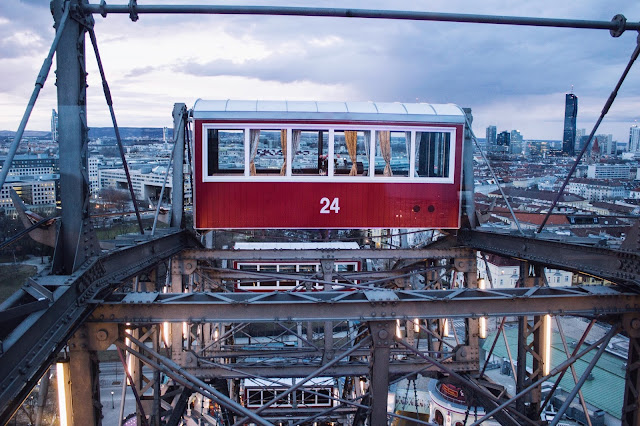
[2,1,640,141]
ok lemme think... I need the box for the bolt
[96,329,108,341]
[631,318,640,330]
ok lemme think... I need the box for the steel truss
[1,233,639,424]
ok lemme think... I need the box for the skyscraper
[629,125,640,153]
[497,131,510,147]
[562,93,578,156]
[510,130,523,154]
[486,125,497,146]
[51,109,58,143]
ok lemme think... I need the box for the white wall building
[88,156,100,195]
[98,167,192,205]
[566,179,627,201]
[478,254,572,288]
[0,177,57,208]
[586,163,631,180]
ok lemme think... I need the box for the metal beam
[91,286,640,323]
[180,247,468,261]
[460,229,640,286]
[623,315,640,426]
[52,0,97,274]
[0,230,193,424]
[184,360,477,379]
[170,104,186,228]
[81,3,638,33]
[368,321,394,424]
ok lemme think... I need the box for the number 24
[320,197,340,214]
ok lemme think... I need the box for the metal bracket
[86,323,118,351]
[128,0,138,21]
[610,14,627,37]
[23,278,53,302]
[99,0,107,17]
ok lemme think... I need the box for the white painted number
[320,197,340,214]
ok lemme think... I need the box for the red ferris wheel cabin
[191,100,466,229]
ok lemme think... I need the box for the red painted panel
[195,181,460,228]
[193,120,463,229]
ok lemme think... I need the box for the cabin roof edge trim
[191,99,466,124]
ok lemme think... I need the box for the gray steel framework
[91,286,640,322]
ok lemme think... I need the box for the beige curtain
[379,130,392,176]
[345,131,358,176]
[280,129,287,175]
[249,129,260,176]
[279,130,302,175]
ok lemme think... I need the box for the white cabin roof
[234,242,359,250]
[243,377,335,388]
[192,99,466,124]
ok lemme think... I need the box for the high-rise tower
[562,93,578,156]
[51,109,58,143]
[630,125,640,153]
[486,125,497,146]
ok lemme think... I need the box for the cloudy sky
[1,0,640,141]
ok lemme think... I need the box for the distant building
[575,128,586,151]
[597,134,615,155]
[566,179,626,201]
[510,130,523,154]
[88,156,100,195]
[497,131,510,146]
[486,125,497,146]
[0,177,57,208]
[563,93,578,156]
[588,138,602,164]
[99,167,192,205]
[478,254,572,287]
[629,125,640,153]
[0,154,59,177]
[51,109,58,143]
[577,135,591,152]
[586,163,631,180]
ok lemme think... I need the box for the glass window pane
[207,129,244,176]
[253,130,283,174]
[317,389,331,405]
[247,390,261,406]
[374,131,410,177]
[303,390,316,405]
[278,264,296,288]
[258,264,277,288]
[293,130,328,176]
[298,264,317,273]
[414,132,451,177]
[336,263,356,272]
[334,131,370,176]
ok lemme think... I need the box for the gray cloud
[2,0,640,139]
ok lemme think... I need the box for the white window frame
[202,122,457,184]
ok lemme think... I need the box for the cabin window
[316,389,332,405]
[414,131,451,177]
[375,131,410,177]
[247,390,261,406]
[207,129,244,175]
[259,264,278,288]
[303,391,316,405]
[292,130,329,175]
[250,130,284,175]
[333,130,370,176]
[204,126,454,180]
[278,264,296,288]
